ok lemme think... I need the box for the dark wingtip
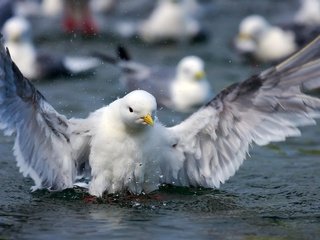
[4,46,24,81]
[5,47,11,58]
[10,53,42,103]
[11,60,25,83]
[117,45,131,61]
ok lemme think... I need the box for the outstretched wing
[0,41,89,190]
[164,36,320,188]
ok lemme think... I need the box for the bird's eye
[128,107,133,112]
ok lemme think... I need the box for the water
[1,0,320,239]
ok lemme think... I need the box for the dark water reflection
[1,0,320,239]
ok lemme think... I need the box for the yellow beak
[195,71,205,80]
[237,32,252,41]
[143,113,154,126]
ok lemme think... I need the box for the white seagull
[1,36,320,197]
[285,0,320,47]
[139,0,206,43]
[294,0,320,26]
[1,16,100,80]
[95,46,211,112]
[117,0,207,44]
[234,15,298,63]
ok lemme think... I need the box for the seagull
[294,0,320,26]
[1,16,100,80]
[94,46,212,112]
[139,0,207,43]
[14,0,64,18]
[117,0,207,44]
[282,0,320,47]
[13,0,43,17]
[234,15,298,63]
[42,0,63,17]
[1,36,320,197]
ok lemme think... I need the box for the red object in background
[62,0,98,36]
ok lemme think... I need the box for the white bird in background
[1,16,100,80]
[117,0,207,44]
[42,0,63,17]
[295,0,320,26]
[95,46,212,112]
[285,0,320,47]
[13,0,42,18]
[1,36,320,197]
[10,0,62,18]
[139,0,206,43]
[234,15,298,63]
[183,0,202,18]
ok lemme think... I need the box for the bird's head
[2,17,32,43]
[238,15,269,39]
[176,56,206,82]
[235,15,269,53]
[119,90,157,130]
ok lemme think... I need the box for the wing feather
[0,42,89,190]
[166,36,320,188]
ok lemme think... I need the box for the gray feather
[0,43,91,191]
[167,35,320,188]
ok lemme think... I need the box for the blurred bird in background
[42,0,63,17]
[1,16,100,80]
[234,15,298,63]
[137,0,206,43]
[294,0,320,26]
[95,46,212,112]
[284,0,320,46]
[116,0,208,44]
[234,0,320,63]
